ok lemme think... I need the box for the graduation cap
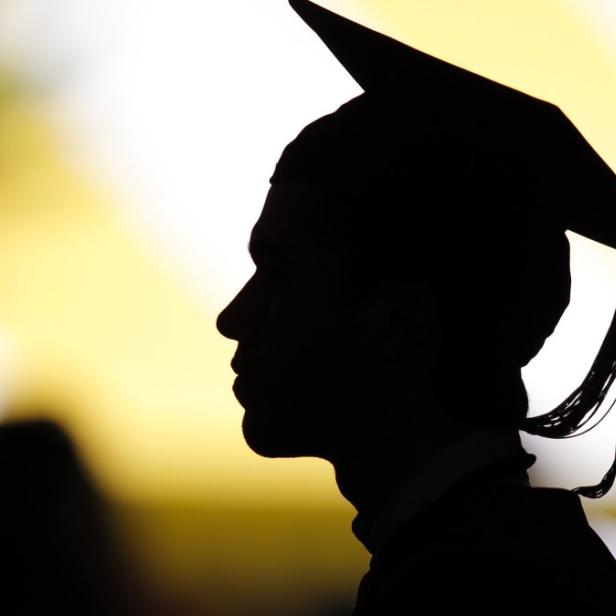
[273,0,616,497]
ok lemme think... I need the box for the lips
[231,350,249,375]
[231,357,241,374]
[232,374,242,396]
[232,373,256,409]
[231,348,256,375]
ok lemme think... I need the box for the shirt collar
[351,428,536,554]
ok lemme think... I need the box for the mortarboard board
[273,0,616,497]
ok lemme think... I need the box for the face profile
[217,183,346,458]
[216,182,438,461]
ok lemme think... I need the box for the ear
[350,281,438,363]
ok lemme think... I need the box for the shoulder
[357,483,616,613]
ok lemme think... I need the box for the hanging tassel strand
[521,308,616,498]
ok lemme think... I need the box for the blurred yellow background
[0,1,615,614]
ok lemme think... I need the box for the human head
[216,132,570,461]
[216,180,444,460]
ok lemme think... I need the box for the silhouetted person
[0,419,140,615]
[217,1,616,613]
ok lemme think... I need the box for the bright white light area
[0,0,361,312]
[565,0,616,59]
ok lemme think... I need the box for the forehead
[250,183,334,251]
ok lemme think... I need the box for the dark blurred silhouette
[0,419,130,614]
[217,0,616,613]
[0,418,187,615]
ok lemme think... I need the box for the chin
[241,409,328,459]
[242,413,301,458]
[234,376,338,458]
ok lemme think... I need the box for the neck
[330,404,465,522]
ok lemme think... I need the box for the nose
[215,275,254,342]
[216,297,239,341]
